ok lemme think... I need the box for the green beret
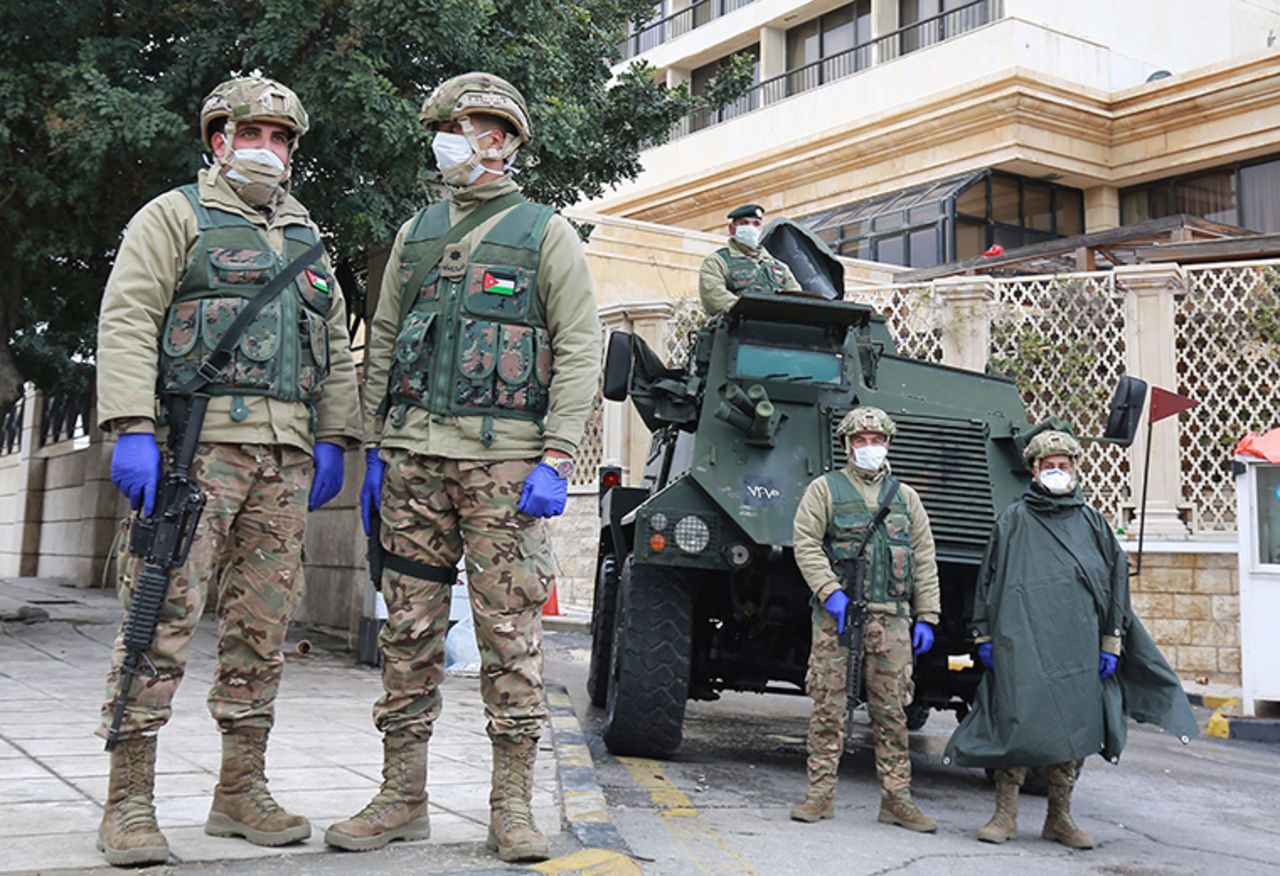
[727,203,764,221]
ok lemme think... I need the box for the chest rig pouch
[159,185,334,424]
[386,197,555,438]
[824,472,915,605]
[718,247,789,296]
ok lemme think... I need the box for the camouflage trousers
[805,610,915,800]
[98,443,311,739]
[372,449,554,744]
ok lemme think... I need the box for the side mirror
[1103,375,1147,447]
[603,331,633,402]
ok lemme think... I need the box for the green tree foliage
[0,0,752,408]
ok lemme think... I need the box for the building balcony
[679,0,1000,136]
[618,0,759,62]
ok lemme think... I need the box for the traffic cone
[542,585,560,616]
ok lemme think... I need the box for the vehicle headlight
[674,515,710,554]
[649,513,669,532]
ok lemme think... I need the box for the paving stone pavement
[0,577,564,873]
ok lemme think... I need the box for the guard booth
[1234,455,1280,717]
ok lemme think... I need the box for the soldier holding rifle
[790,406,940,830]
[94,77,361,866]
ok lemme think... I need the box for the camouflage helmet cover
[836,406,897,439]
[200,77,309,149]
[1024,430,1083,465]
[419,72,533,148]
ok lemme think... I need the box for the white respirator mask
[852,444,889,472]
[220,145,289,208]
[432,131,488,186]
[1037,468,1075,495]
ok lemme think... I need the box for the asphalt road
[543,629,1280,876]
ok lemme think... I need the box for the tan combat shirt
[698,238,801,316]
[363,176,601,459]
[793,464,941,624]
[96,168,363,452]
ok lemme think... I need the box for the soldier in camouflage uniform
[325,72,600,863]
[95,77,362,866]
[698,202,801,316]
[790,407,941,831]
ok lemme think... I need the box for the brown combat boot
[205,727,311,846]
[1041,762,1095,849]
[97,735,170,866]
[487,737,549,862]
[324,733,430,851]
[878,793,938,833]
[976,768,1023,843]
[789,769,836,822]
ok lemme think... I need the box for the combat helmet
[1023,430,1082,466]
[200,77,309,151]
[419,72,532,163]
[836,406,897,440]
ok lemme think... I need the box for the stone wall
[545,491,602,612]
[1129,550,1240,686]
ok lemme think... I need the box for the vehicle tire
[985,759,1086,796]
[602,556,692,759]
[905,699,930,731]
[586,554,619,707]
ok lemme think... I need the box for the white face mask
[1038,468,1075,495]
[733,224,762,249]
[432,131,487,186]
[852,444,889,472]
[221,147,289,208]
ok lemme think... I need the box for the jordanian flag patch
[482,270,517,296]
[304,269,329,292]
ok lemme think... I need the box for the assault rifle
[104,394,209,751]
[103,239,325,751]
[827,477,900,753]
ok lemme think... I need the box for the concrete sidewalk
[0,577,564,873]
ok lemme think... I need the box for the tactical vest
[717,246,790,295]
[823,472,914,606]
[158,185,333,424]
[385,198,555,442]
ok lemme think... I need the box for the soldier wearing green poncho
[943,430,1197,849]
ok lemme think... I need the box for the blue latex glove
[912,621,935,656]
[518,461,568,518]
[1099,651,1119,680]
[308,441,345,511]
[977,642,993,670]
[822,590,850,635]
[360,448,385,537]
[111,433,162,517]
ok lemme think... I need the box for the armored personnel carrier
[589,221,1142,758]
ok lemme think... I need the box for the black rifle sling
[849,476,902,570]
[177,239,326,397]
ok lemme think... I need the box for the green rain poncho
[944,485,1198,769]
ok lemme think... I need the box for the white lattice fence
[663,296,710,368]
[1176,261,1280,532]
[988,274,1131,527]
[570,392,604,489]
[854,284,946,363]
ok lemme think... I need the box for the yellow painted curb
[1206,710,1231,739]
[1202,695,1241,712]
[530,848,643,875]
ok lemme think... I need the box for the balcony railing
[40,391,92,447]
[1,396,22,456]
[618,0,757,61]
[673,0,1000,139]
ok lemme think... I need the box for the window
[785,2,870,96]
[1120,154,1280,232]
[735,343,843,384]
[900,0,989,54]
[798,169,1084,268]
[690,46,760,132]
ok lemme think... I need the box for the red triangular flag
[1149,386,1197,423]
